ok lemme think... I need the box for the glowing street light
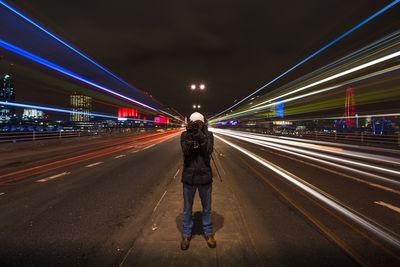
[193,104,197,109]
[199,84,205,90]
[191,84,196,90]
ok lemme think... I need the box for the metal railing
[0,128,158,144]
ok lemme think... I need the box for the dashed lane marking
[0,192,5,196]
[141,144,155,151]
[85,162,104,168]
[36,172,71,183]
[173,169,180,180]
[153,190,167,212]
[374,201,400,214]
[114,154,126,159]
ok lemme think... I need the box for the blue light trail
[0,0,139,92]
[0,39,158,112]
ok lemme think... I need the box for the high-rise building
[0,74,16,123]
[22,109,44,120]
[70,92,92,122]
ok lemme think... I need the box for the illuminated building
[344,87,356,128]
[154,116,169,124]
[22,108,44,120]
[118,107,138,118]
[70,92,92,122]
[0,74,16,123]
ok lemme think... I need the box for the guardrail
[0,128,157,144]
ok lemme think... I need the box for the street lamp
[190,83,206,109]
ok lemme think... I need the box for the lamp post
[190,83,205,111]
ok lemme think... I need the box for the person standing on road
[180,112,216,250]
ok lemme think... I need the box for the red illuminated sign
[154,116,169,124]
[118,107,138,118]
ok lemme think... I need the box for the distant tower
[0,74,16,123]
[344,87,356,128]
[70,92,92,121]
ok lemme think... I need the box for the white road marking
[36,172,71,183]
[0,192,5,196]
[173,169,180,180]
[153,190,167,212]
[114,154,126,159]
[142,144,155,151]
[85,162,104,168]
[374,201,400,214]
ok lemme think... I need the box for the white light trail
[212,129,400,174]
[215,134,400,248]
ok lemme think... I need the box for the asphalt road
[0,129,399,266]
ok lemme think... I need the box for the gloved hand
[186,121,196,134]
[194,128,206,144]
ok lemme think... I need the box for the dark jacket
[180,125,214,185]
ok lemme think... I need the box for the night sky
[4,0,400,117]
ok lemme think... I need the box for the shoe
[181,235,191,250]
[205,234,216,248]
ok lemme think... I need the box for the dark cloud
[5,0,400,117]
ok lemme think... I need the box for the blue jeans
[182,183,213,237]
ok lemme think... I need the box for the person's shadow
[176,211,224,236]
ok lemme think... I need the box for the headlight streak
[214,134,400,249]
[231,128,400,156]
[209,0,400,120]
[214,129,400,167]
[213,50,400,121]
[211,128,400,187]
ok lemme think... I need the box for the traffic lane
[213,138,358,266]
[0,130,181,185]
[0,130,174,175]
[0,135,182,267]
[217,134,400,236]
[0,133,173,200]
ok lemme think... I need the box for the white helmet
[189,112,204,123]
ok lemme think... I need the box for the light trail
[213,129,400,167]
[213,49,400,121]
[228,128,400,156]
[0,40,158,112]
[209,0,400,120]
[211,128,400,187]
[0,1,147,96]
[215,134,400,249]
